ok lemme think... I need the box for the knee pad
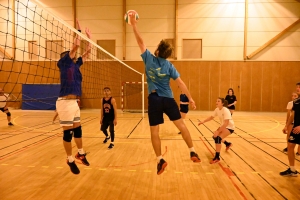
[73,126,82,138]
[63,129,73,142]
[6,112,11,117]
[214,136,222,144]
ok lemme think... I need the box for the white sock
[78,148,85,154]
[157,155,163,163]
[68,156,74,163]
[290,166,296,172]
[189,147,195,152]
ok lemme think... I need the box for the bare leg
[150,125,161,156]
[288,142,296,166]
[173,119,193,148]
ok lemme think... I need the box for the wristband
[78,30,81,32]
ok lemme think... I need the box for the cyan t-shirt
[141,49,179,98]
[57,53,83,97]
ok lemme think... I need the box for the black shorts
[227,105,235,110]
[227,128,234,133]
[180,104,189,113]
[101,120,114,133]
[288,132,300,145]
[148,93,181,126]
[0,107,8,112]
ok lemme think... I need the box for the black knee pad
[63,129,73,142]
[214,136,222,144]
[73,126,82,138]
[6,112,11,117]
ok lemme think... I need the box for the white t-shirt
[0,93,9,108]
[287,101,293,110]
[212,107,235,130]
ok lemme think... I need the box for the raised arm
[175,77,196,109]
[69,19,81,59]
[129,13,146,53]
[82,28,91,62]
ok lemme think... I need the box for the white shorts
[56,98,80,127]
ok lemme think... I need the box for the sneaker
[108,143,114,149]
[279,168,298,177]
[75,153,90,166]
[296,152,300,156]
[67,160,80,174]
[210,157,220,164]
[283,147,288,153]
[8,122,13,126]
[225,143,233,151]
[178,132,181,134]
[157,159,168,175]
[190,152,201,162]
[103,136,110,143]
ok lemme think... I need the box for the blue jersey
[141,49,179,98]
[57,53,83,97]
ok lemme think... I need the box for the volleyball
[124,10,139,25]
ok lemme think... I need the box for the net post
[142,74,145,118]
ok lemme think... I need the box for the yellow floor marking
[206,172,214,175]
[99,168,107,171]
[144,170,152,172]
[84,168,92,170]
[175,171,183,174]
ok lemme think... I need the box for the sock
[157,155,163,163]
[224,141,230,146]
[78,148,85,154]
[107,135,110,138]
[189,147,195,152]
[290,166,296,172]
[68,156,74,163]
[215,152,220,159]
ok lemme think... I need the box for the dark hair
[156,40,173,59]
[60,51,70,58]
[104,87,110,90]
[227,88,234,95]
[296,82,300,86]
[218,97,228,107]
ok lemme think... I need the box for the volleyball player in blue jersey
[56,19,91,174]
[128,13,201,175]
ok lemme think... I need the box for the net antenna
[0,0,144,116]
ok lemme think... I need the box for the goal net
[0,0,144,114]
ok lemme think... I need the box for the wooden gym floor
[0,109,299,200]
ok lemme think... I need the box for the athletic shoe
[296,152,300,156]
[67,160,80,174]
[103,136,110,143]
[108,143,114,150]
[8,122,13,126]
[178,132,181,134]
[75,153,90,166]
[283,147,288,154]
[157,159,168,175]
[225,143,233,151]
[210,157,220,164]
[279,168,298,177]
[190,152,201,162]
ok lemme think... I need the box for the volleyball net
[0,0,144,113]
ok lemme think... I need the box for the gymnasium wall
[125,60,300,112]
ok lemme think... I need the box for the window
[97,40,115,59]
[28,41,37,60]
[182,39,202,59]
[45,40,63,60]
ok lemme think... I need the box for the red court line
[199,137,248,200]
[0,134,61,161]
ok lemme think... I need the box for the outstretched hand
[76,18,81,30]
[85,28,91,38]
[129,13,138,26]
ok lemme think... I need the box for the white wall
[0,0,299,61]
